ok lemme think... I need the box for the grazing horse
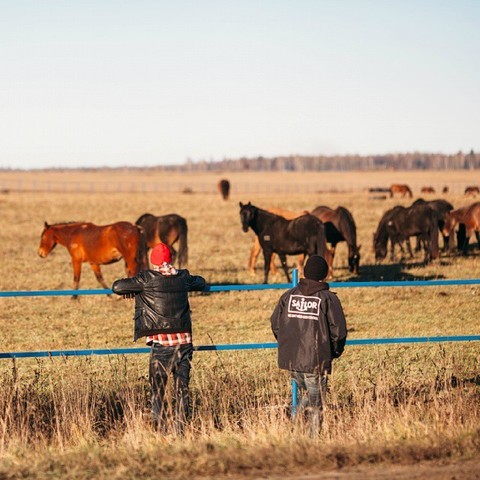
[412,198,454,251]
[310,205,361,274]
[38,221,147,297]
[135,213,188,267]
[442,202,480,255]
[374,204,439,264]
[390,184,413,198]
[239,202,332,283]
[373,206,408,261]
[248,207,309,274]
[464,186,479,197]
[217,179,231,200]
[421,186,435,194]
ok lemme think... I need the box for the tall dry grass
[0,173,479,477]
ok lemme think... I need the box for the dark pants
[291,371,328,436]
[149,343,193,435]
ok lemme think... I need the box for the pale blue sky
[1,0,479,169]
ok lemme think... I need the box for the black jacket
[271,278,347,374]
[112,269,206,341]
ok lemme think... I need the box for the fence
[2,271,480,411]
[0,178,473,195]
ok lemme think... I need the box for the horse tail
[176,217,189,268]
[135,225,149,272]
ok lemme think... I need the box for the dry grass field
[0,169,479,479]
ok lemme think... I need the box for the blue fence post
[291,269,299,417]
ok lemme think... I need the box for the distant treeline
[162,150,479,172]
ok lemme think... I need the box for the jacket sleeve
[185,273,207,292]
[326,293,347,358]
[271,292,288,340]
[111,277,144,295]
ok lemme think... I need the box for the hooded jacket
[271,278,347,374]
[112,269,206,341]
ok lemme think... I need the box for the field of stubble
[0,170,479,479]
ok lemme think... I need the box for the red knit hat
[150,243,172,266]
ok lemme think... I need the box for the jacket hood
[298,278,330,296]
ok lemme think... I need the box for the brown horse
[310,205,361,274]
[38,221,147,297]
[248,207,309,274]
[442,202,480,255]
[390,184,413,198]
[464,186,479,197]
[421,186,435,194]
[217,179,231,200]
[135,213,188,267]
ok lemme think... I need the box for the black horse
[412,198,454,251]
[239,202,332,283]
[310,205,361,274]
[374,203,439,264]
[218,179,231,200]
[135,213,188,267]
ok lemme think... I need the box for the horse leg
[297,254,305,277]
[462,230,472,256]
[389,237,396,261]
[71,259,82,300]
[90,264,111,291]
[249,237,262,274]
[406,238,414,258]
[278,253,290,283]
[263,250,273,284]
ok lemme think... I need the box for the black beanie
[304,255,328,281]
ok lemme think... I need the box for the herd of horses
[239,197,480,283]
[38,192,480,291]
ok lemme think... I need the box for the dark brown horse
[38,221,147,297]
[412,198,454,251]
[248,207,309,274]
[217,179,231,200]
[442,202,480,255]
[421,186,435,194]
[135,213,188,267]
[374,203,439,264]
[310,205,361,274]
[390,184,413,198]
[239,202,332,283]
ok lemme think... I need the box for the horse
[442,202,480,255]
[248,207,309,274]
[442,186,449,194]
[390,184,413,198]
[38,221,147,297]
[412,198,454,251]
[374,204,439,264]
[464,186,479,197]
[239,202,332,284]
[135,213,188,267]
[421,186,435,194]
[310,205,361,274]
[217,179,231,200]
[373,206,409,261]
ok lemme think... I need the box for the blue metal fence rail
[1,336,479,360]
[1,278,480,298]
